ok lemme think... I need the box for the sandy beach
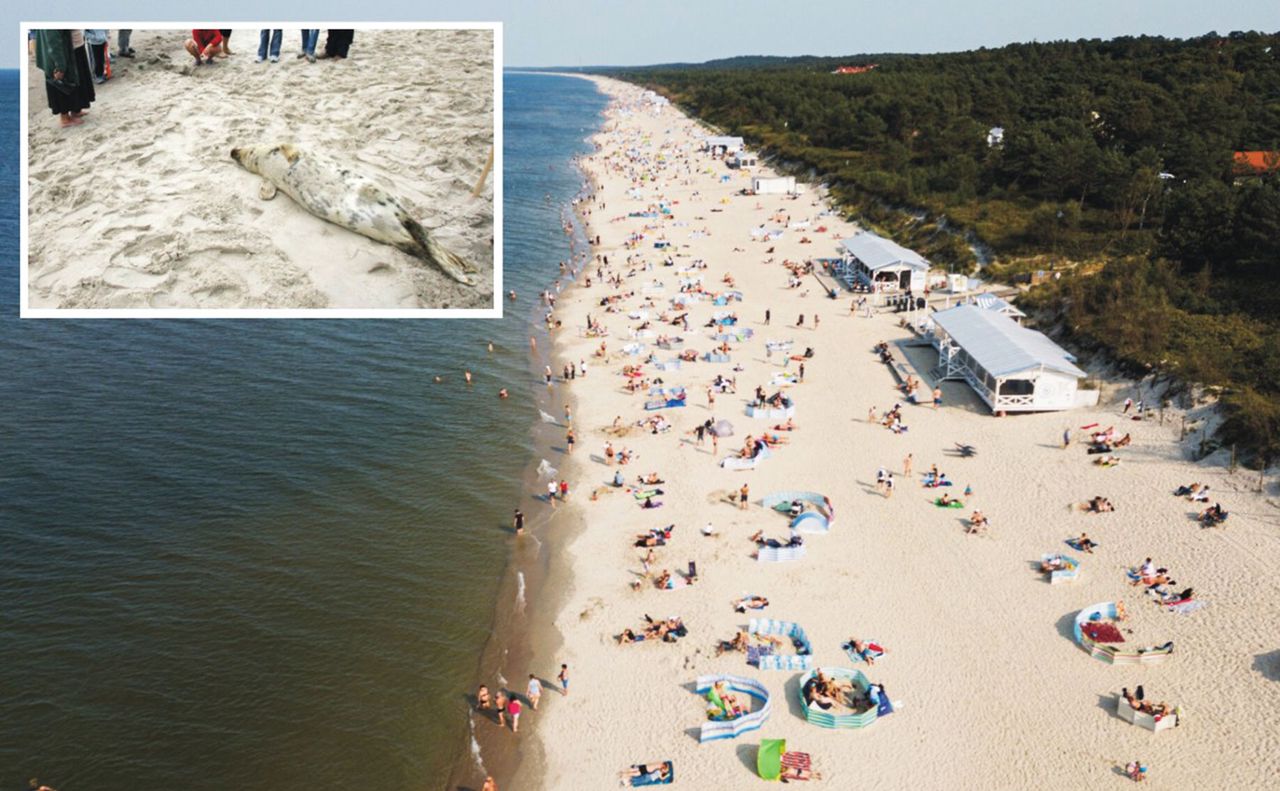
[25,28,493,310]
[513,75,1280,790]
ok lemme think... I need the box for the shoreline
[449,88,605,790]
[528,74,1279,790]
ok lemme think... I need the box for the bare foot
[60,116,84,127]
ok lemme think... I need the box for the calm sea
[0,71,606,790]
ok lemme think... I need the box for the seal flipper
[259,179,278,200]
[395,209,477,286]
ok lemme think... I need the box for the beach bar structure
[927,304,1090,413]
[751,176,797,195]
[837,232,930,293]
[731,151,759,169]
[704,135,744,156]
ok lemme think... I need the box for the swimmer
[465,370,473,385]
[498,388,509,399]
[509,290,517,300]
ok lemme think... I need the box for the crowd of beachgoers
[460,77,1277,791]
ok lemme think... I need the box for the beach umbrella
[711,420,734,437]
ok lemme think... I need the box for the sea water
[0,71,606,790]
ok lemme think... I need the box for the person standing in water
[513,509,524,536]
[526,674,542,710]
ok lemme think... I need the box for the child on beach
[558,664,569,695]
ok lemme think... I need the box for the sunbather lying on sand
[749,530,803,549]
[1041,555,1072,574]
[619,761,672,784]
[639,472,665,485]
[1199,503,1228,526]
[1083,496,1115,513]
[716,630,749,655]
[772,418,796,431]
[733,595,769,613]
[1073,533,1098,553]
[848,638,885,665]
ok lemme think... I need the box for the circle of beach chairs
[746,618,813,670]
[1073,602,1174,666]
[796,667,894,729]
[694,673,772,743]
[761,491,835,534]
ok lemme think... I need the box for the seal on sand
[230,143,477,286]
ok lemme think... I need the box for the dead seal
[230,143,476,285]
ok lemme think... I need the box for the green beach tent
[757,738,785,781]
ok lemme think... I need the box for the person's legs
[257,30,269,61]
[269,29,282,60]
[118,29,132,55]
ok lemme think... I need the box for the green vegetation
[606,32,1280,463]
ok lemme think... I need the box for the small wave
[468,716,487,775]
[537,459,558,479]
[515,572,526,613]
[539,410,558,424]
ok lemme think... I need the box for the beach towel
[745,644,774,667]
[1081,622,1125,643]
[1168,600,1207,615]
[782,751,812,779]
[933,498,965,508]
[1066,539,1096,552]
[629,763,674,787]
[843,640,886,664]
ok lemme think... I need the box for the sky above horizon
[7,1,1279,69]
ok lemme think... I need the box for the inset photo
[21,23,500,317]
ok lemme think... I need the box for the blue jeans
[258,29,282,59]
[300,29,319,55]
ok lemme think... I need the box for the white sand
[26,28,493,310]
[527,76,1280,790]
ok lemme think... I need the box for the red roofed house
[832,64,878,75]
[1233,151,1280,176]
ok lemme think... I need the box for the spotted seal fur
[231,143,476,286]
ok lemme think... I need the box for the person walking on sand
[513,509,524,536]
[34,30,95,128]
[1062,427,1071,449]
[868,406,877,423]
[932,387,942,409]
[797,314,805,328]
[707,388,716,408]
[605,441,615,465]
[764,308,771,326]
[256,28,282,63]
[814,314,820,331]
[739,483,750,510]
[1123,397,1133,414]
[507,696,522,732]
[526,674,542,710]
[903,453,913,477]
[566,428,576,453]
[546,481,557,507]
[558,664,569,695]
